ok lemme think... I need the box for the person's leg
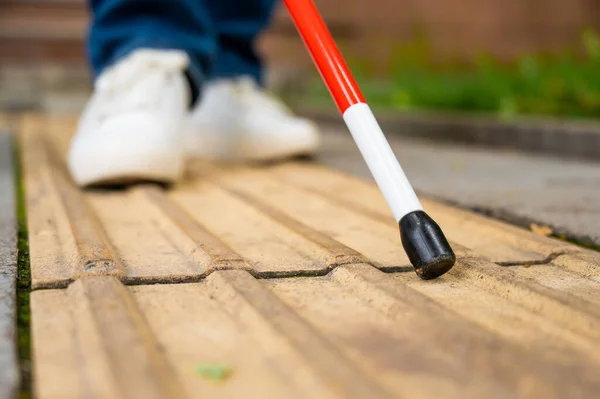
[184,0,321,162]
[69,0,218,186]
[88,0,217,95]
[203,0,278,85]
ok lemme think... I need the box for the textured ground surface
[12,114,600,398]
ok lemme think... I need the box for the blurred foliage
[305,29,600,119]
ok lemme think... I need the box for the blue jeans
[88,0,278,90]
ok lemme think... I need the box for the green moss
[300,28,600,120]
[557,235,600,252]
[13,136,32,398]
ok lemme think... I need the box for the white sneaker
[184,77,320,161]
[68,49,190,186]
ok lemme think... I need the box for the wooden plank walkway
[16,114,600,398]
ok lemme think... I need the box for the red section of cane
[283,0,365,113]
[283,0,457,280]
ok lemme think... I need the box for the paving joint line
[495,250,572,267]
[28,260,415,291]
[25,248,589,292]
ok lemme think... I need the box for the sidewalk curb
[0,131,18,399]
[299,108,600,161]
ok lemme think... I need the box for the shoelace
[94,50,188,116]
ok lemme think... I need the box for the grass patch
[300,29,600,120]
[14,136,32,398]
[557,235,600,252]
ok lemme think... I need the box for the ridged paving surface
[15,115,600,398]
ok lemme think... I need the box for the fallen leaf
[195,363,233,382]
[530,223,553,237]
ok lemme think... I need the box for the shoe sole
[69,130,185,187]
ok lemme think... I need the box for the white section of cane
[342,103,423,222]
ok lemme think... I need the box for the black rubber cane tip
[399,210,456,280]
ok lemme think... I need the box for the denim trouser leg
[88,0,278,89]
[88,0,217,90]
[203,0,279,84]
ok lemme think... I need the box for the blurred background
[2,0,600,119]
[1,0,600,248]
